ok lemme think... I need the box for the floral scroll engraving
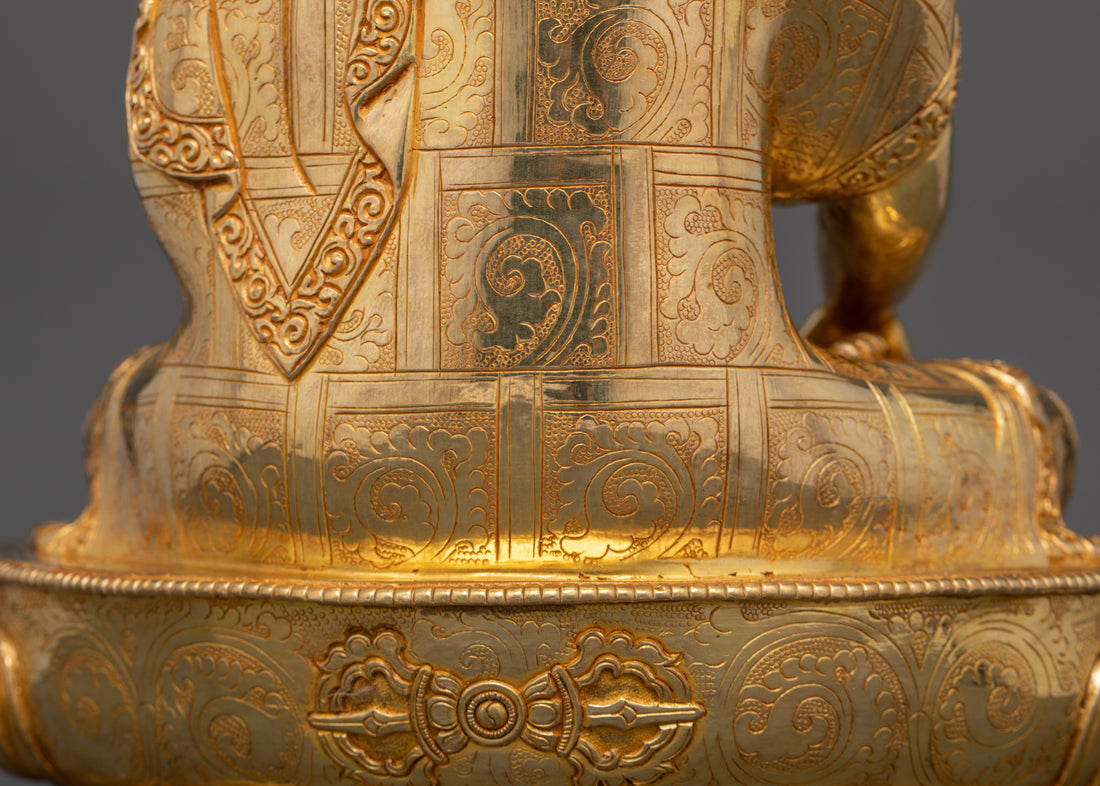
[763,410,896,563]
[746,0,889,197]
[708,613,913,786]
[175,409,294,565]
[417,0,495,148]
[324,414,497,569]
[534,0,713,145]
[541,409,727,564]
[346,0,413,100]
[442,188,617,370]
[36,637,145,784]
[315,233,399,372]
[156,643,302,782]
[928,626,1074,786]
[656,188,771,364]
[730,637,906,783]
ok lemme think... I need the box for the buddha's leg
[34,345,166,565]
[803,128,953,360]
[929,359,1096,563]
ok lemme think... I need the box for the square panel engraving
[324,411,498,569]
[533,0,715,145]
[541,407,727,563]
[441,186,618,369]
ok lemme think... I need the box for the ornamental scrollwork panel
[323,412,498,569]
[151,0,225,120]
[417,0,496,148]
[155,642,303,783]
[0,587,1094,785]
[717,631,909,783]
[533,0,714,145]
[914,414,1027,567]
[172,407,295,565]
[540,409,727,564]
[128,17,235,178]
[925,618,1083,786]
[762,408,897,564]
[34,635,146,786]
[209,154,397,375]
[655,187,777,365]
[442,187,618,370]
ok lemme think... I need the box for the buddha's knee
[35,344,165,564]
[1058,657,1100,786]
[1038,386,1078,511]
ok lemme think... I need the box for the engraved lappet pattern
[211,155,396,375]
[126,0,408,378]
[127,14,236,178]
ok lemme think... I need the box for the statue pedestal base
[0,553,1097,785]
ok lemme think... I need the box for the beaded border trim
[2,557,1099,607]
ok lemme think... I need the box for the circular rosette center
[457,681,526,746]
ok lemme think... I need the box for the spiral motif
[346,0,411,93]
[711,249,755,307]
[354,459,447,560]
[275,314,313,354]
[764,412,891,561]
[157,643,302,782]
[127,40,235,178]
[443,188,615,370]
[197,466,249,551]
[36,638,145,785]
[928,631,1072,786]
[554,416,699,561]
[716,628,907,786]
[592,21,658,83]
[325,418,493,569]
[538,9,673,139]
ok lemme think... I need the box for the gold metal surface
[1,557,1100,785]
[28,0,1095,578]
[1,0,1098,783]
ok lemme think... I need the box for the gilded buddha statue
[32,0,1095,577]
[1,1,1098,784]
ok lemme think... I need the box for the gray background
[0,4,1096,781]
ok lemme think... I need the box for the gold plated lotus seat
[0,1,1098,784]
